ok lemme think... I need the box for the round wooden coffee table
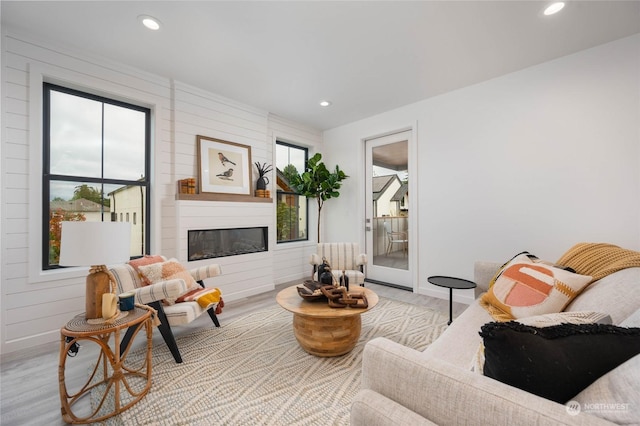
[276,285,378,357]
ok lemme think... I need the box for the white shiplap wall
[1,31,173,355]
[0,30,322,356]
[172,81,275,300]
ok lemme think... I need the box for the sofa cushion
[423,300,493,368]
[620,308,640,327]
[565,267,640,325]
[137,258,199,304]
[480,253,592,321]
[572,354,640,425]
[480,321,640,403]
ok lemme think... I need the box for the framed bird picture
[197,135,252,195]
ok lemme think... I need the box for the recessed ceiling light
[319,100,332,107]
[139,15,161,30]
[543,2,565,16]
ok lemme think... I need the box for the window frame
[276,140,309,244]
[42,83,151,270]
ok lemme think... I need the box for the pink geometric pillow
[480,253,592,321]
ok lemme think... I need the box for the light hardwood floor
[0,282,466,425]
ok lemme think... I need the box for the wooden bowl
[296,284,327,301]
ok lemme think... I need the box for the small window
[276,142,308,243]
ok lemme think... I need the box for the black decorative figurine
[318,257,334,285]
[340,270,349,290]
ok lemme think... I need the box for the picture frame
[197,135,252,195]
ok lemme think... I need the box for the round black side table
[427,276,477,325]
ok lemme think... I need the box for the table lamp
[59,221,132,320]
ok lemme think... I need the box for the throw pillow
[128,255,165,286]
[515,311,612,327]
[480,321,640,403]
[470,311,611,374]
[480,253,592,321]
[137,258,199,304]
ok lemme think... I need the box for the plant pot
[256,176,269,190]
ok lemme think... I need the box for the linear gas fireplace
[188,227,268,261]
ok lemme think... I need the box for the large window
[276,141,308,243]
[43,83,151,269]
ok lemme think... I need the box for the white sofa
[351,261,640,425]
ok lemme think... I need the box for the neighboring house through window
[43,83,151,269]
[275,141,308,243]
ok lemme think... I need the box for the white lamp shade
[59,221,132,266]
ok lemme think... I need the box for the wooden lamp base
[85,266,111,320]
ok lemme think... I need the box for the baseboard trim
[418,285,475,305]
[364,279,412,291]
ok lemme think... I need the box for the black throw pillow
[479,321,640,403]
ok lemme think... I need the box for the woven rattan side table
[58,306,153,424]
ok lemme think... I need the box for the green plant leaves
[287,153,348,241]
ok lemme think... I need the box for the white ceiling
[2,1,639,130]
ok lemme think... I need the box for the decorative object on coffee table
[296,280,328,301]
[340,270,349,290]
[321,286,368,309]
[319,257,335,285]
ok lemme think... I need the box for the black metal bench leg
[197,279,221,328]
[207,307,220,327]
[148,301,183,364]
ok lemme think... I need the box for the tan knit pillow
[128,255,165,286]
[138,258,199,304]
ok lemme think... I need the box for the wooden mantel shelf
[176,193,273,203]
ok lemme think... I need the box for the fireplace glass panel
[188,227,268,261]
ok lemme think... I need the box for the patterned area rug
[95,297,448,425]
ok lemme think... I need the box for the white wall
[323,34,640,303]
[0,30,320,356]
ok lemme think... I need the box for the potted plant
[289,153,348,242]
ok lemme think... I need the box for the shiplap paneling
[171,80,275,302]
[1,29,324,356]
[1,30,173,354]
